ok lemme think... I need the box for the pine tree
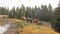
[34,6,37,18]
[9,7,15,18]
[40,5,49,21]
[48,4,52,21]
[15,7,20,19]
[20,4,25,17]
[51,7,60,33]
[58,0,60,7]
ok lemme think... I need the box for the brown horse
[26,18,29,23]
[33,19,39,24]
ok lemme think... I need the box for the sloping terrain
[17,22,58,34]
[3,18,59,34]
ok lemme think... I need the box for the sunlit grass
[3,18,59,34]
[13,20,58,34]
[12,19,59,34]
[19,25,58,34]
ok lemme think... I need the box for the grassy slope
[1,18,59,34]
[13,19,59,34]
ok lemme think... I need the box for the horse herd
[21,17,43,25]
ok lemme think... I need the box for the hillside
[3,18,59,34]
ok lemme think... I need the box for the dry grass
[17,22,59,34]
[19,26,58,34]
[3,18,59,34]
[12,19,23,22]
[12,19,59,34]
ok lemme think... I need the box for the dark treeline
[0,7,9,15]
[0,4,52,22]
[51,7,60,33]
[51,1,60,33]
